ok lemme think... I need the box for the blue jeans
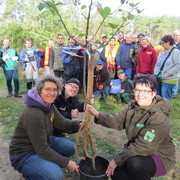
[20,137,75,180]
[161,82,176,101]
[172,82,179,96]
[3,70,20,93]
[93,86,110,99]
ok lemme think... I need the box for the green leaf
[78,33,86,37]
[99,6,111,19]
[47,1,59,14]
[38,3,48,11]
[118,9,122,12]
[81,5,86,9]
[55,2,64,6]
[127,14,135,20]
[129,3,135,7]
[108,23,118,29]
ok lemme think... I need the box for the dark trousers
[3,70,20,94]
[112,155,156,180]
[54,70,64,79]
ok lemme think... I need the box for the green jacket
[50,43,64,71]
[0,47,18,70]
[9,105,81,168]
[95,95,175,172]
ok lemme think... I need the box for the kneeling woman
[9,75,82,180]
[88,75,175,180]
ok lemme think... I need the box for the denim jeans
[20,137,75,180]
[3,70,20,93]
[93,86,111,99]
[161,82,176,101]
[172,82,179,96]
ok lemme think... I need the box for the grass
[0,69,179,179]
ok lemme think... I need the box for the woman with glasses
[87,74,175,180]
[9,75,82,180]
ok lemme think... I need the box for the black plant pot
[79,156,109,180]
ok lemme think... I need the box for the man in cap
[116,69,134,104]
[93,60,110,101]
[53,78,92,136]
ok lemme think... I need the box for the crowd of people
[0,30,179,180]
[1,30,180,101]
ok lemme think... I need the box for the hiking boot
[14,93,22,98]
[7,92,13,97]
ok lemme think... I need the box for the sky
[97,0,180,17]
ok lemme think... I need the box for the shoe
[14,93,22,98]
[7,93,13,97]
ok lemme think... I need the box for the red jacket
[136,45,157,74]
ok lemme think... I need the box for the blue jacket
[62,45,84,75]
[116,43,134,68]
[19,47,43,70]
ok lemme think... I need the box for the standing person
[117,31,126,46]
[93,60,110,100]
[50,34,65,78]
[100,35,107,48]
[172,30,180,97]
[132,33,145,77]
[154,35,180,100]
[173,30,180,50]
[115,69,134,104]
[88,75,176,180]
[100,37,119,78]
[136,36,157,75]
[62,36,84,83]
[19,38,43,91]
[116,34,135,79]
[0,38,22,98]
[41,38,54,75]
[9,75,82,180]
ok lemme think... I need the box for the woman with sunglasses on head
[87,74,175,180]
[9,74,83,180]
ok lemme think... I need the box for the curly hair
[34,75,63,94]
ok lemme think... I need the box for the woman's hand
[67,160,79,174]
[106,159,117,176]
[86,104,99,118]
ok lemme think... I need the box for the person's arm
[151,49,157,74]
[114,111,171,167]
[53,105,81,133]
[87,104,128,131]
[100,47,107,62]
[19,50,27,63]
[23,108,70,168]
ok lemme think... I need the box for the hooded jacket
[9,90,81,171]
[94,96,175,173]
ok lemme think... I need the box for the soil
[79,156,109,176]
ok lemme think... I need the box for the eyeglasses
[134,89,153,95]
[43,87,58,93]
[68,84,79,90]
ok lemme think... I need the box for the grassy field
[0,69,179,179]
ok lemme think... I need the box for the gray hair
[142,36,150,43]
[34,75,63,94]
